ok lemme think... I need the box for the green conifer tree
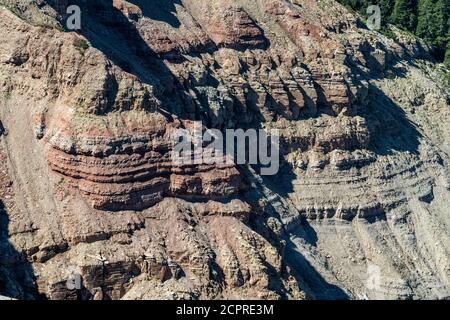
[390,0,418,31]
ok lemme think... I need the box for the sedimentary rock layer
[0,0,448,300]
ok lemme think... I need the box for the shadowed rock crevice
[248,200,350,299]
[127,0,182,28]
[0,201,40,299]
[363,84,421,155]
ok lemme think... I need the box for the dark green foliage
[416,0,447,46]
[379,0,396,19]
[337,0,449,64]
[390,0,418,31]
[445,41,450,67]
[73,38,89,52]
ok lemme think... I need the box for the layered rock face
[46,116,243,211]
[0,0,449,300]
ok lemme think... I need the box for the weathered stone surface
[0,0,448,300]
[46,115,243,210]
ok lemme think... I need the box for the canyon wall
[0,0,448,299]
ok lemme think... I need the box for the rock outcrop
[0,0,448,300]
[46,116,243,211]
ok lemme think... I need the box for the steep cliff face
[0,0,448,300]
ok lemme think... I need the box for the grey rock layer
[0,0,448,300]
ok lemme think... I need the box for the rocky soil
[0,0,448,300]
